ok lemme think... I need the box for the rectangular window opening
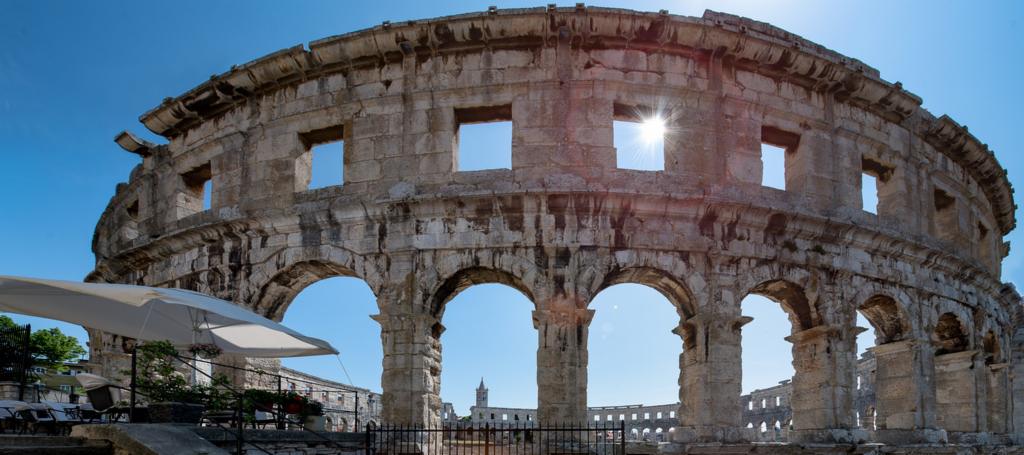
[862,173,878,214]
[760,143,786,190]
[181,162,212,213]
[300,126,345,190]
[861,157,893,215]
[613,103,665,171]
[760,126,799,190]
[933,187,958,242]
[455,105,512,171]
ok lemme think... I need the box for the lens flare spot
[640,116,666,143]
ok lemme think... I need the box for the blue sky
[1,1,1022,416]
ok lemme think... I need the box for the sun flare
[640,116,666,144]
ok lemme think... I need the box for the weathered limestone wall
[88,6,1022,449]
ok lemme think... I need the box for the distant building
[456,355,879,443]
[278,367,382,432]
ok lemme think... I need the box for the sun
[639,116,666,144]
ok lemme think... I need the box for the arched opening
[855,294,909,430]
[741,281,812,402]
[932,312,975,432]
[588,268,694,423]
[431,268,536,423]
[277,274,381,419]
[741,280,816,439]
[933,313,969,355]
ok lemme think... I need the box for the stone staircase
[0,435,112,454]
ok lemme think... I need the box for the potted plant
[301,400,326,431]
[280,391,307,415]
[129,341,221,424]
[244,389,279,413]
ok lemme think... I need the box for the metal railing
[168,354,367,455]
[369,421,627,455]
[0,323,31,399]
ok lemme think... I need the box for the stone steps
[0,435,112,454]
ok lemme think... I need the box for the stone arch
[933,312,970,355]
[247,245,383,320]
[736,263,820,331]
[744,279,815,331]
[426,266,538,319]
[254,259,378,322]
[858,293,911,345]
[592,266,697,319]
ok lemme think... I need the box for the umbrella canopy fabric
[0,276,337,358]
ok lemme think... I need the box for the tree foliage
[0,315,87,368]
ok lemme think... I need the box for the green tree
[0,315,87,369]
[31,328,87,368]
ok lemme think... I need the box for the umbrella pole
[130,346,137,423]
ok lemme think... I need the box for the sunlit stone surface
[89,6,1022,453]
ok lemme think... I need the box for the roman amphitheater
[87,5,1023,452]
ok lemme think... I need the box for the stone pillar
[373,312,443,427]
[869,340,946,444]
[534,308,593,425]
[786,325,864,443]
[672,313,748,443]
[986,363,1010,435]
[934,350,982,434]
[1013,361,1024,444]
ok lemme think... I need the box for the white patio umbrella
[0,275,337,357]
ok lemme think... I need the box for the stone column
[1013,356,1024,444]
[534,308,593,425]
[672,313,748,443]
[373,312,443,428]
[786,325,864,443]
[869,339,946,444]
[934,350,982,434]
[986,363,1010,435]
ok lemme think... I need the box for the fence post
[485,423,490,455]
[620,420,625,455]
[18,324,30,401]
[236,393,244,455]
[276,375,284,430]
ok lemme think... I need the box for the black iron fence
[0,323,31,399]
[369,422,626,455]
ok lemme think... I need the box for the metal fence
[369,422,626,455]
[0,323,31,399]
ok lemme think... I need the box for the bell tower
[475,377,488,408]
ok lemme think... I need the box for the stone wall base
[670,426,750,443]
[947,432,1013,446]
[788,429,870,444]
[659,442,1023,454]
[872,428,948,445]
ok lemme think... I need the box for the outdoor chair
[0,401,26,433]
[77,403,101,423]
[15,403,57,435]
[41,400,82,434]
[75,373,147,423]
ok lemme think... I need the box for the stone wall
[87,6,1023,449]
